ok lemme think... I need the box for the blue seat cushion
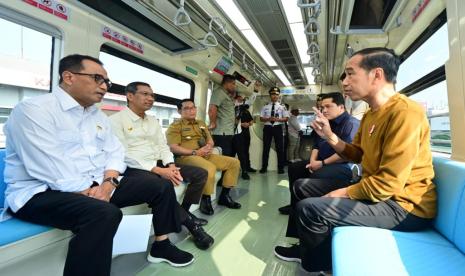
[332,226,465,276]
[0,218,51,246]
[0,148,6,205]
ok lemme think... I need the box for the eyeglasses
[70,72,112,89]
[135,91,156,99]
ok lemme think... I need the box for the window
[0,17,56,148]
[410,81,450,153]
[99,46,193,131]
[99,48,193,100]
[398,12,450,154]
[397,24,449,91]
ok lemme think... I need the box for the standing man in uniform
[110,81,214,250]
[259,87,289,174]
[208,74,236,157]
[166,99,241,216]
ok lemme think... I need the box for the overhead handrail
[173,0,191,26]
[297,0,321,9]
[306,41,320,55]
[304,18,320,35]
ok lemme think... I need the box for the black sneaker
[274,244,301,263]
[147,240,194,267]
[241,172,250,180]
[189,224,214,250]
[278,204,291,215]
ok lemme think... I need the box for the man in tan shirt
[110,82,213,250]
[166,99,241,216]
[274,47,437,273]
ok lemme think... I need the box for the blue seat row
[332,157,465,276]
[0,149,52,246]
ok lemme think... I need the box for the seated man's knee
[292,179,309,201]
[95,204,123,225]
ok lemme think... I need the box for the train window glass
[0,18,55,148]
[147,103,180,133]
[397,24,449,91]
[99,52,191,99]
[409,81,450,154]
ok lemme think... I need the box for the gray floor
[111,170,299,276]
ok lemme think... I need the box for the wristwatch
[321,159,326,166]
[191,150,197,156]
[103,177,120,188]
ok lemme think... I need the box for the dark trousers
[177,164,208,205]
[12,172,181,276]
[261,125,285,170]
[232,129,251,171]
[292,178,433,272]
[286,164,353,237]
[212,134,234,157]
[213,134,234,186]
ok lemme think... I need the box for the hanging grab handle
[304,18,320,35]
[173,0,191,26]
[297,0,320,9]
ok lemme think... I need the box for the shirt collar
[331,111,349,125]
[126,107,146,122]
[54,86,98,113]
[181,118,198,125]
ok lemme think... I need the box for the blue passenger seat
[0,149,52,246]
[332,157,465,276]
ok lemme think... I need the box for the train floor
[111,169,301,276]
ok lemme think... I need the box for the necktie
[271,103,275,125]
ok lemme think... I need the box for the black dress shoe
[278,169,285,174]
[218,194,241,209]
[189,224,214,250]
[259,168,267,174]
[199,196,214,215]
[278,204,291,215]
[241,172,250,180]
[188,212,208,226]
[247,168,257,173]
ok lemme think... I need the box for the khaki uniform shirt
[209,86,235,135]
[166,118,212,150]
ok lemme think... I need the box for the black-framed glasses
[69,72,112,89]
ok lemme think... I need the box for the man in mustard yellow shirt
[166,99,241,216]
[274,47,437,273]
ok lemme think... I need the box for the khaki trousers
[177,154,240,195]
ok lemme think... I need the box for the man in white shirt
[287,108,302,162]
[259,87,289,174]
[3,55,194,276]
[110,82,213,250]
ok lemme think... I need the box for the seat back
[0,149,6,207]
[432,157,465,254]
